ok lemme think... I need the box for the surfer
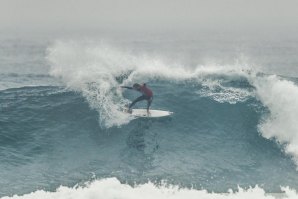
[121,83,153,113]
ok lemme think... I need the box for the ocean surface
[1,32,298,198]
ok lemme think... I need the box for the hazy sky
[1,0,298,33]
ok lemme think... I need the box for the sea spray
[46,41,134,127]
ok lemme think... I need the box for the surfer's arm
[120,86,133,89]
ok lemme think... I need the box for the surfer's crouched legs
[147,97,153,112]
[129,95,153,111]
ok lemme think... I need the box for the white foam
[47,41,135,127]
[197,77,252,104]
[1,178,297,199]
[251,75,298,166]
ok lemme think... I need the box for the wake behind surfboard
[125,108,173,118]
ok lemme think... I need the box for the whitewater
[1,34,298,198]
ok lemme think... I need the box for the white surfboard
[129,109,173,118]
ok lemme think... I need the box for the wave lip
[1,178,297,199]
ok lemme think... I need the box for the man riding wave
[121,83,153,114]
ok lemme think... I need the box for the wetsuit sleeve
[121,86,133,89]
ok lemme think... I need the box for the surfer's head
[133,83,141,89]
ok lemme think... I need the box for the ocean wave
[46,40,298,169]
